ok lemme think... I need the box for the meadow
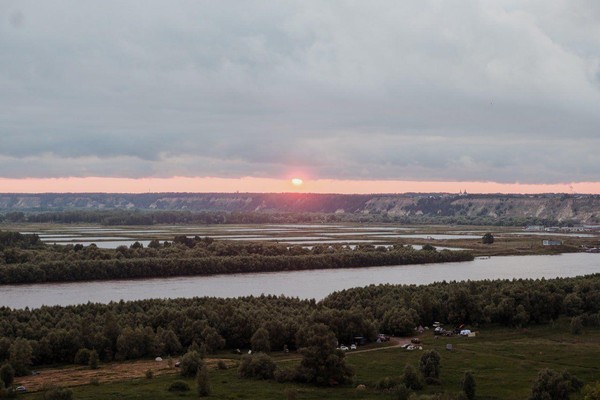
[17,321,600,399]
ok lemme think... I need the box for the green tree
[530,369,583,400]
[382,308,418,336]
[180,350,202,378]
[462,370,476,400]
[401,364,423,390]
[482,233,494,244]
[564,294,584,317]
[196,363,211,397]
[88,350,99,369]
[148,239,161,249]
[157,328,182,355]
[9,338,33,376]
[0,363,15,387]
[202,327,225,354]
[295,323,354,385]
[0,338,11,361]
[74,348,91,365]
[251,327,271,353]
[419,350,441,380]
[570,316,583,335]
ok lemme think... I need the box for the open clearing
[18,323,600,399]
[15,358,236,392]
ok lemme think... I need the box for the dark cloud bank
[1,0,599,184]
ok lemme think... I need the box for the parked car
[411,338,421,344]
[339,345,349,351]
[15,386,27,393]
[350,344,357,350]
[377,333,390,342]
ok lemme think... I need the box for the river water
[2,253,599,309]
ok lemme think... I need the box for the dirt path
[350,337,410,355]
[276,337,412,363]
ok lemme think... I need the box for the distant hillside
[1,192,600,224]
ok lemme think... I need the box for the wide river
[2,253,600,309]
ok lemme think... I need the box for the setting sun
[291,178,303,186]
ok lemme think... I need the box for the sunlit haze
[1,177,599,194]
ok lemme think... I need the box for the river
[2,253,599,309]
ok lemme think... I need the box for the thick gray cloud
[1,0,599,183]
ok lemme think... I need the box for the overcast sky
[1,0,599,185]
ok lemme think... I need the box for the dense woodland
[0,232,473,284]
[1,274,600,372]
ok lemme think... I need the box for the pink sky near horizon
[1,177,600,195]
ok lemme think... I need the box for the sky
[1,1,599,194]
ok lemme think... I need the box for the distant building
[542,240,563,246]
[525,225,545,231]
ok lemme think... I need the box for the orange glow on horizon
[1,176,600,195]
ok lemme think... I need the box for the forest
[1,273,600,370]
[0,232,474,284]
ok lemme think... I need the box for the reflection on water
[506,232,598,238]
[388,234,483,239]
[47,240,154,249]
[2,253,599,309]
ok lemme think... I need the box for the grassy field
[19,320,600,399]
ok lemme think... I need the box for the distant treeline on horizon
[2,192,597,225]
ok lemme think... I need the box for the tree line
[2,274,600,372]
[0,233,474,284]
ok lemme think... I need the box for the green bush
[274,368,296,383]
[482,233,494,244]
[196,364,211,397]
[401,364,423,391]
[238,353,277,380]
[43,387,73,400]
[167,380,190,392]
[217,360,228,370]
[583,381,600,400]
[375,376,400,390]
[394,384,411,400]
[73,348,91,365]
[462,371,476,400]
